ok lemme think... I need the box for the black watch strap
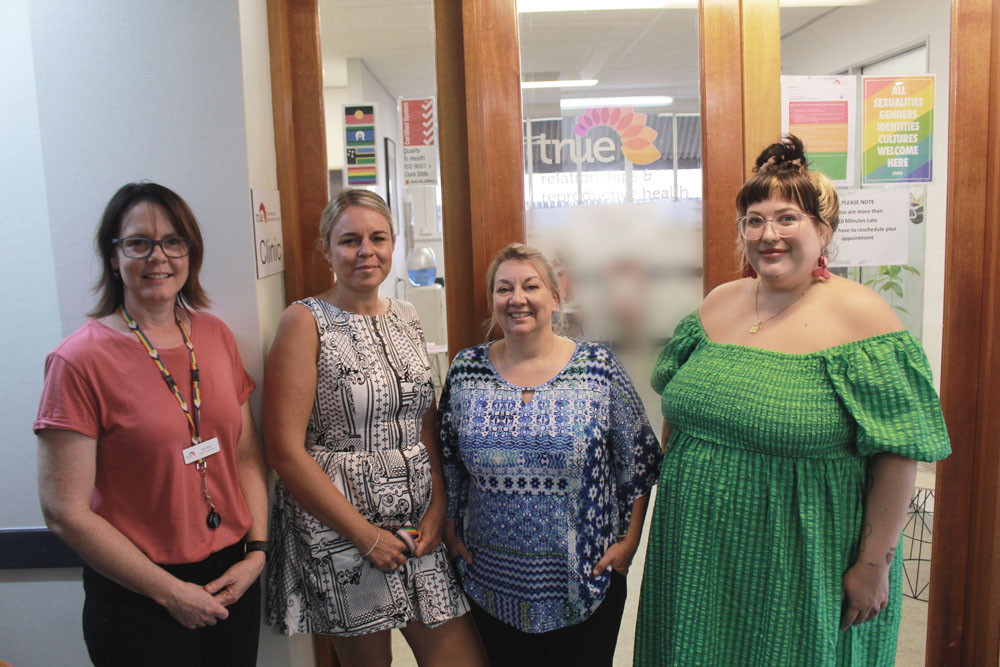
[245,540,270,558]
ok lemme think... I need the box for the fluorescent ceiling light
[518,0,867,11]
[521,79,599,89]
[779,0,870,5]
[560,95,674,109]
[519,0,693,11]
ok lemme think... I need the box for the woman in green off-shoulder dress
[634,137,950,666]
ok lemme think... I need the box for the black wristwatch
[245,540,270,559]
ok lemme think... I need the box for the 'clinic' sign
[251,189,284,279]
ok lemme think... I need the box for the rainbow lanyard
[119,305,220,530]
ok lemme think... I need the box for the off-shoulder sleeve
[437,351,471,532]
[824,332,950,461]
[651,312,705,395]
[605,349,662,538]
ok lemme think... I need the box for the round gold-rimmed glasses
[736,212,808,240]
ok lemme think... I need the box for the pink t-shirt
[34,311,255,564]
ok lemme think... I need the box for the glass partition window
[518,6,704,364]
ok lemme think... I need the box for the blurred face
[112,201,189,310]
[743,195,828,284]
[324,206,394,293]
[492,259,558,338]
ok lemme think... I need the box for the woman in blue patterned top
[439,243,662,666]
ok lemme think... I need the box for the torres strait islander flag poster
[862,75,934,184]
[345,105,377,186]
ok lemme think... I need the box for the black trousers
[82,540,260,667]
[470,570,628,667]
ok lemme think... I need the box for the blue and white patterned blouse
[439,340,661,633]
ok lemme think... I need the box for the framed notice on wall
[781,75,857,186]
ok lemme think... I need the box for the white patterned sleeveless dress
[266,297,469,636]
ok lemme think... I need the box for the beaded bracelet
[361,527,380,559]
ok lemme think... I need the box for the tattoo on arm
[886,546,896,566]
[859,522,873,553]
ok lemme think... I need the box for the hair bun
[754,135,807,174]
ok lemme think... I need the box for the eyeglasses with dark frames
[112,236,191,259]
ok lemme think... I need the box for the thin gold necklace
[750,280,811,334]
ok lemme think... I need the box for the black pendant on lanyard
[120,305,221,530]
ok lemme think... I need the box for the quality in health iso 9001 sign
[862,75,934,185]
[401,98,438,186]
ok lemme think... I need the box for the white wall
[0,1,306,664]
[325,86,349,170]
[781,0,951,380]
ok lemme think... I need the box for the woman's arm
[438,367,473,564]
[660,421,672,453]
[263,304,405,571]
[444,519,473,564]
[593,492,651,575]
[840,452,917,630]
[596,351,664,575]
[38,429,229,629]
[204,402,268,605]
[413,397,447,557]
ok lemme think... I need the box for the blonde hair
[735,135,840,272]
[319,189,394,252]
[484,243,564,339]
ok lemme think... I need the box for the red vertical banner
[400,98,438,185]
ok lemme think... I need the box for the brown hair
[89,182,209,317]
[319,189,394,252]
[735,135,839,271]
[484,243,564,339]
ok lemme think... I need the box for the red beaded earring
[812,255,831,280]
[742,263,758,279]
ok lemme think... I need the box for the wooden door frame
[267,0,331,305]
[700,0,781,291]
[436,0,527,358]
[267,1,1000,665]
[926,0,1000,663]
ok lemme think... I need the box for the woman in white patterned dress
[264,190,484,666]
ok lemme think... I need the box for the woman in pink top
[34,183,269,667]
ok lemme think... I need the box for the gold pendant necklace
[750,280,811,334]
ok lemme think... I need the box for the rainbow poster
[862,75,934,184]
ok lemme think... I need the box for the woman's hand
[840,562,889,630]
[414,496,446,558]
[443,520,472,564]
[203,551,265,607]
[360,527,409,572]
[593,539,638,576]
[163,579,231,629]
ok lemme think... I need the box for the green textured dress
[634,312,950,666]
